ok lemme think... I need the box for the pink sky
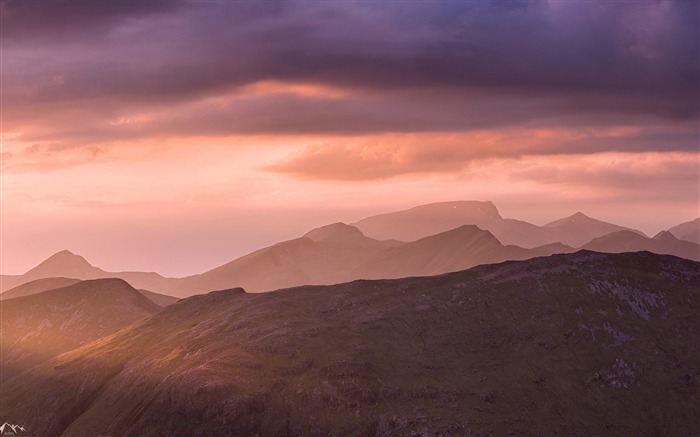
[1,1,698,276]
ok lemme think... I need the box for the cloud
[1,0,697,149]
[1,143,110,173]
[267,126,700,181]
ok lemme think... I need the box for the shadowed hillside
[1,252,697,436]
[0,278,163,383]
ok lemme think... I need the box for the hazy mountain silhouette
[0,250,178,294]
[356,225,536,279]
[2,203,694,298]
[2,252,697,436]
[171,223,402,295]
[353,201,645,248]
[582,230,700,261]
[0,277,81,301]
[169,223,573,296]
[542,211,644,247]
[668,218,700,244]
[0,278,162,383]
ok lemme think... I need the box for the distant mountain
[170,223,570,296]
[669,218,700,244]
[2,252,698,436]
[356,225,535,279]
[0,277,81,300]
[0,250,179,295]
[172,223,402,295]
[582,230,700,261]
[21,250,104,282]
[352,201,645,248]
[0,278,162,382]
[543,212,645,247]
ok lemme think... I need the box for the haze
[1,0,698,276]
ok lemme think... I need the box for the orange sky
[1,1,698,276]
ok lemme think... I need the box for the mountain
[582,230,700,261]
[352,200,503,240]
[0,278,162,382]
[171,223,567,296]
[0,250,179,295]
[0,277,81,300]
[352,201,645,248]
[138,289,180,307]
[21,250,104,282]
[172,223,402,295]
[0,277,179,309]
[543,211,645,247]
[356,225,535,279]
[669,218,700,244]
[1,252,698,436]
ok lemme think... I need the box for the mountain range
[352,201,646,248]
[1,201,697,298]
[1,251,697,436]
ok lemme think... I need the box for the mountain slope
[173,223,403,295]
[356,225,534,279]
[0,250,179,296]
[0,278,162,382]
[138,289,180,307]
[2,252,698,436]
[352,201,645,248]
[669,218,700,244]
[582,230,700,261]
[543,212,646,247]
[0,277,81,301]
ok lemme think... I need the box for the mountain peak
[23,250,99,279]
[652,230,678,242]
[303,223,367,243]
[37,250,92,269]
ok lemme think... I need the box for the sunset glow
[1,0,698,276]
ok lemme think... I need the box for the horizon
[2,199,698,277]
[2,1,699,276]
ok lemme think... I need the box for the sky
[1,0,698,276]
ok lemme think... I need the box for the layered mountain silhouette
[0,278,163,382]
[668,218,700,244]
[353,201,644,248]
[0,277,81,301]
[1,252,697,436]
[0,250,177,294]
[168,223,571,296]
[582,230,700,261]
[2,202,697,298]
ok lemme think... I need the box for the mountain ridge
[1,251,697,436]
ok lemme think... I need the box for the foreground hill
[582,230,700,261]
[0,278,163,382]
[2,252,697,436]
[352,201,644,248]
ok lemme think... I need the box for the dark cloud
[2,0,698,150]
